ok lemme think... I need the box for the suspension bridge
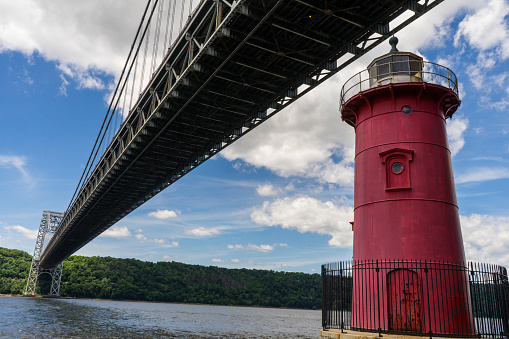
[25,0,444,295]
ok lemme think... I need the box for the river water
[0,296,321,338]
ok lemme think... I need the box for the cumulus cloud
[231,258,240,263]
[100,225,131,238]
[212,258,223,263]
[456,167,509,184]
[450,0,509,100]
[148,209,178,220]
[4,225,38,239]
[454,0,509,57]
[256,184,280,197]
[153,238,166,244]
[135,233,147,241]
[0,1,141,70]
[447,116,468,157]
[461,214,509,266]
[251,195,354,248]
[186,227,221,237]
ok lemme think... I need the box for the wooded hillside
[0,247,321,309]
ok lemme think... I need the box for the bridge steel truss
[24,211,65,296]
[39,0,444,269]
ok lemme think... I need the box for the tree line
[0,247,321,309]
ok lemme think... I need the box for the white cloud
[59,74,69,96]
[162,240,179,247]
[57,63,106,91]
[454,0,509,57]
[247,244,274,253]
[148,209,178,220]
[256,184,279,197]
[0,0,144,73]
[226,243,289,253]
[186,227,221,237]
[231,258,240,263]
[461,213,509,267]
[251,195,354,248]
[4,225,38,239]
[0,155,30,181]
[456,167,509,184]
[227,243,275,253]
[447,116,468,157]
[135,233,147,241]
[153,238,166,244]
[212,258,223,263]
[100,225,131,238]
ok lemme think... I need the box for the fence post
[340,262,345,332]
[424,260,433,339]
[322,264,327,330]
[376,259,382,336]
[502,267,509,338]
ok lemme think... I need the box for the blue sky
[1,0,508,273]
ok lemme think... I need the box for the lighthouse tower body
[341,42,473,335]
[348,72,464,263]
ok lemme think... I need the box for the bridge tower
[24,211,64,297]
[339,38,473,335]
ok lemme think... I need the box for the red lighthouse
[340,37,474,335]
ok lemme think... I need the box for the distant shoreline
[0,294,320,311]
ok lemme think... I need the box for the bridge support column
[24,211,64,296]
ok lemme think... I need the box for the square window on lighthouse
[380,148,413,190]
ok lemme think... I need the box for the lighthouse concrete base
[320,329,452,339]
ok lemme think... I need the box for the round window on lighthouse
[391,162,404,174]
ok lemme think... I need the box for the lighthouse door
[387,269,422,332]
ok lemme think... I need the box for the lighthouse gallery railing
[340,60,459,109]
[322,260,509,338]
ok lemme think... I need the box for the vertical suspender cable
[163,0,172,54]
[180,0,185,32]
[129,48,140,112]
[151,0,163,75]
[140,19,151,93]
[169,0,176,44]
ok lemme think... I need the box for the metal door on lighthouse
[387,269,422,332]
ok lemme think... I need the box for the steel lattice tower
[24,211,64,296]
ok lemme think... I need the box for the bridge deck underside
[40,0,440,268]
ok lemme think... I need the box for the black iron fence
[322,260,509,338]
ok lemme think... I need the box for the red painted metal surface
[343,82,464,263]
[342,67,474,335]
